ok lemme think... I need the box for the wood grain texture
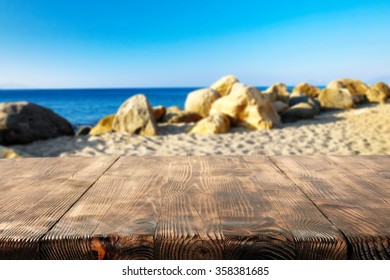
[154,157,224,260]
[197,156,296,259]
[272,156,390,260]
[243,156,347,259]
[0,156,388,259]
[0,156,118,259]
[41,157,165,259]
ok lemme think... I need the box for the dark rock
[289,96,321,114]
[281,102,316,122]
[76,126,92,136]
[0,102,74,145]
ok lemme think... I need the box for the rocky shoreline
[1,75,389,158]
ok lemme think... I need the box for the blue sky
[0,0,389,88]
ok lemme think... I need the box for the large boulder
[318,88,354,110]
[112,94,158,136]
[210,75,239,96]
[210,86,281,130]
[371,82,390,97]
[152,106,166,122]
[281,103,316,122]
[90,114,115,135]
[184,88,220,117]
[0,102,74,145]
[188,113,230,135]
[263,82,290,103]
[327,79,368,104]
[292,82,321,98]
[366,87,388,104]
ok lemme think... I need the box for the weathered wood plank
[0,156,118,259]
[154,157,224,259]
[243,156,347,259]
[197,156,296,259]
[41,157,163,260]
[273,156,390,260]
[329,156,390,195]
[1,155,388,259]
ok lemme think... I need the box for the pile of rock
[89,76,389,136]
[90,75,282,136]
[319,79,389,110]
[1,76,388,147]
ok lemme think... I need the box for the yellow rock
[162,106,182,122]
[210,85,281,130]
[0,146,21,159]
[263,82,290,103]
[290,91,304,98]
[162,106,202,123]
[189,113,230,135]
[292,82,321,98]
[113,94,158,136]
[327,79,369,104]
[372,82,390,98]
[366,87,387,104]
[90,114,115,135]
[168,111,202,123]
[184,88,220,118]
[318,88,354,110]
[210,75,239,96]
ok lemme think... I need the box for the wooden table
[0,156,389,260]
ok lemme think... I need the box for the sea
[0,86,286,127]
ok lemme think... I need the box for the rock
[184,88,220,117]
[188,113,230,135]
[263,83,290,103]
[76,126,92,136]
[366,87,388,104]
[281,102,316,122]
[90,114,115,135]
[210,75,239,96]
[0,102,74,145]
[162,106,202,123]
[292,82,321,98]
[152,106,166,122]
[230,82,246,92]
[210,85,281,130]
[273,101,289,113]
[112,94,158,136]
[0,145,21,158]
[162,106,182,122]
[327,79,369,104]
[263,82,290,103]
[290,91,304,98]
[289,96,321,115]
[318,88,354,110]
[371,82,390,97]
[168,111,203,124]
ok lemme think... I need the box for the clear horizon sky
[1,0,390,88]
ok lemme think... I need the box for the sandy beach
[10,102,390,157]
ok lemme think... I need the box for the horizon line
[0,85,327,91]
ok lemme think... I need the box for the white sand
[12,103,390,157]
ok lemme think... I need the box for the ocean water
[0,86,278,126]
